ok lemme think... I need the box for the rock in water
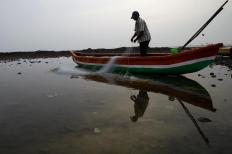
[210,72,214,76]
[211,84,216,87]
[198,117,212,123]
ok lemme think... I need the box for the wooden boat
[70,43,222,75]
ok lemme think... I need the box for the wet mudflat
[0,56,232,154]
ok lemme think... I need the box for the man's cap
[131,11,140,19]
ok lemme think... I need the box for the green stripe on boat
[76,59,213,75]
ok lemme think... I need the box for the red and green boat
[70,43,222,75]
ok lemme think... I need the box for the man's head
[130,115,138,122]
[131,11,139,21]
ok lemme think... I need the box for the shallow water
[0,57,232,154]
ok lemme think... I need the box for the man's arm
[131,32,137,42]
[134,31,144,42]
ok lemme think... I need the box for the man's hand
[130,95,137,101]
[130,38,134,42]
[131,33,137,43]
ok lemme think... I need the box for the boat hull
[71,44,222,75]
[74,56,214,74]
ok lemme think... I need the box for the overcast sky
[0,0,231,52]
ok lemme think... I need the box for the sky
[0,0,231,52]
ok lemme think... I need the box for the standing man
[130,11,151,56]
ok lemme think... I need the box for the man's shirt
[135,17,151,43]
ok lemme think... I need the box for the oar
[171,0,229,54]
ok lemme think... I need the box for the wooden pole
[181,0,229,51]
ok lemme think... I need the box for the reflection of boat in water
[52,65,214,145]
[80,73,215,112]
[77,73,214,145]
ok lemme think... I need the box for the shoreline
[1,46,230,61]
[0,47,173,61]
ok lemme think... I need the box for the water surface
[0,57,232,154]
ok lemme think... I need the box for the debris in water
[218,78,223,81]
[198,117,212,123]
[17,72,22,75]
[94,128,101,134]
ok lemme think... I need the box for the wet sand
[0,55,232,154]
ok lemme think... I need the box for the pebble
[17,72,22,75]
[211,84,216,87]
[218,78,223,81]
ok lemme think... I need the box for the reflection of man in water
[130,90,149,122]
